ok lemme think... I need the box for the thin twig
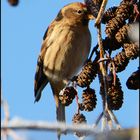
[1,97,25,140]
[98,58,110,63]
[88,45,98,60]
[106,111,113,130]
[97,24,108,112]
[95,0,108,26]
[93,112,104,129]
[96,22,119,131]
[107,110,121,130]
[101,115,107,131]
[75,94,80,114]
[106,54,117,86]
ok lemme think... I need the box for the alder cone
[105,16,125,38]
[107,73,124,110]
[8,0,19,6]
[85,0,103,18]
[102,37,122,51]
[116,1,133,20]
[82,87,97,111]
[115,24,130,43]
[72,113,87,124]
[77,61,97,87]
[126,68,140,90]
[113,50,129,73]
[102,6,117,24]
[107,86,124,110]
[59,86,77,106]
[72,113,87,137]
[123,43,139,60]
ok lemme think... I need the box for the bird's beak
[83,7,95,20]
[87,13,95,20]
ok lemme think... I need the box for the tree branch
[1,118,98,136]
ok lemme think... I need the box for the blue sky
[1,0,139,140]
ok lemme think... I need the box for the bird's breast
[43,25,91,82]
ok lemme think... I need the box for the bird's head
[55,2,94,26]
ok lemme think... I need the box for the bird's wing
[34,23,55,102]
[34,55,48,102]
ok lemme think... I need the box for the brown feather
[50,81,65,122]
[34,3,93,139]
[34,56,48,102]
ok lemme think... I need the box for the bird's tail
[56,98,66,140]
[50,81,66,139]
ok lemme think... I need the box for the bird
[34,2,94,138]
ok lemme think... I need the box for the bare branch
[1,118,98,136]
[1,119,138,140]
[95,0,108,26]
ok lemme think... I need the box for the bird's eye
[77,10,83,14]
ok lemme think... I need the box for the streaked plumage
[34,3,93,136]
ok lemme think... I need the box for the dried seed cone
[72,113,87,124]
[113,50,129,72]
[72,113,87,137]
[59,86,77,106]
[115,24,130,43]
[116,1,133,20]
[105,16,125,38]
[102,6,117,24]
[82,88,97,111]
[102,37,122,51]
[126,68,140,90]
[8,0,19,6]
[85,0,103,18]
[107,74,124,110]
[123,43,139,60]
[107,86,124,110]
[77,61,97,87]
